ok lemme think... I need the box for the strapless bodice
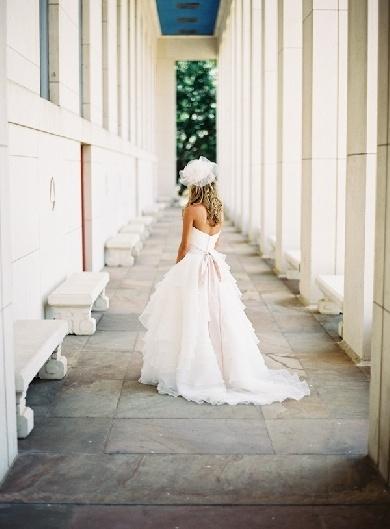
[189,226,221,253]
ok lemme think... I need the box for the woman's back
[188,203,223,235]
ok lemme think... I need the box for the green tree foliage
[176,60,217,186]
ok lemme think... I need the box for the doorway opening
[176,60,217,196]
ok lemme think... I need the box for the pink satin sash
[190,244,225,377]
[198,250,222,287]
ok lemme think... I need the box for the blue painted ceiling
[156,0,220,36]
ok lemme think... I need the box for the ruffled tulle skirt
[138,247,310,405]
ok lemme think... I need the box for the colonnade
[218,0,376,362]
[218,0,390,485]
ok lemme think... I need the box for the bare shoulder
[185,203,206,219]
[182,204,197,220]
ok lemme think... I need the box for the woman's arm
[176,206,194,263]
[214,209,224,250]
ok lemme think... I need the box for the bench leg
[47,307,96,335]
[133,241,143,256]
[93,289,109,311]
[16,391,34,439]
[39,344,68,379]
[71,308,96,335]
[318,299,342,315]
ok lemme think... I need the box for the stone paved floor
[1,207,390,528]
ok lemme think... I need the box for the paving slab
[266,418,368,455]
[1,453,389,505]
[261,392,329,420]
[26,378,65,418]
[124,352,143,380]
[273,313,327,333]
[106,417,273,454]
[97,313,145,332]
[2,504,390,529]
[50,379,123,418]
[317,384,370,419]
[83,330,137,352]
[18,417,111,454]
[116,381,263,419]
[306,366,369,387]
[61,335,89,353]
[283,332,341,354]
[107,298,147,313]
[70,351,132,380]
[298,351,356,369]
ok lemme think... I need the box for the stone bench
[46,272,109,335]
[316,272,344,311]
[105,233,142,267]
[120,222,149,241]
[316,274,344,337]
[285,249,301,279]
[142,202,167,215]
[267,235,276,258]
[14,319,68,438]
[130,215,156,227]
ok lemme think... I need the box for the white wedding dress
[139,225,310,405]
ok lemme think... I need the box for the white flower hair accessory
[179,156,218,188]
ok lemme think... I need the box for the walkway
[1,207,389,528]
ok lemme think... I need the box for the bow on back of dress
[189,225,223,294]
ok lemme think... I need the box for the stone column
[342,0,378,362]
[0,0,17,481]
[233,0,243,227]
[259,0,277,257]
[223,16,235,214]
[102,0,118,133]
[240,0,252,235]
[135,0,142,146]
[300,0,347,305]
[81,0,103,126]
[275,0,302,275]
[228,5,237,220]
[368,0,390,486]
[155,53,176,199]
[117,0,129,139]
[147,35,153,151]
[248,0,262,243]
[141,23,147,149]
[217,30,230,207]
[128,0,136,143]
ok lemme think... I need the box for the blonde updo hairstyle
[186,181,223,227]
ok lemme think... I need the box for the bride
[138,156,310,405]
